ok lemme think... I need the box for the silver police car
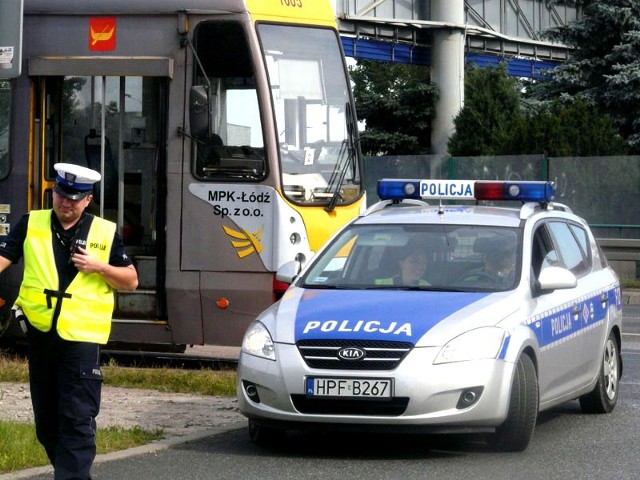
[237,179,623,451]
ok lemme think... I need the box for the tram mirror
[189,85,212,138]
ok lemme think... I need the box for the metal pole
[118,77,125,235]
[100,76,106,218]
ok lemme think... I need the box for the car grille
[296,340,413,370]
[290,395,409,416]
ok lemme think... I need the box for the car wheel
[248,418,285,445]
[492,352,538,452]
[579,331,620,414]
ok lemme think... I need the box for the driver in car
[463,241,516,289]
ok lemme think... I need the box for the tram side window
[0,80,10,180]
[191,22,265,181]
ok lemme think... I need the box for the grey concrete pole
[430,0,465,154]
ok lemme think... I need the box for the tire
[248,418,286,445]
[492,353,539,452]
[579,331,620,414]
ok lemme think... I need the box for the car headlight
[242,321,276,361]
[434,327,505,364]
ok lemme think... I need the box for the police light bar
[377,179,555,203]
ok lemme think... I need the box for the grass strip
[0,420,163,474]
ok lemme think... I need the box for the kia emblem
[337,347,366,361]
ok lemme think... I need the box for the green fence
[363,155,640,240]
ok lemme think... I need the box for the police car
[237,179,623,451]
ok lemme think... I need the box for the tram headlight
[290,232,301,245]
[242,321,276,361]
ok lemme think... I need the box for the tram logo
[89,18,116,51]
[223,225,264,258]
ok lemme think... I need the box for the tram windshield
[259,24,362,206]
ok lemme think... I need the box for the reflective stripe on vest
[16,210,116,344]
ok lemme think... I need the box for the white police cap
[53,163,102,200]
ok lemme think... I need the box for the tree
[534,0,640,151]
[350,60,437,155]
[503,98,627,156]
[448,63,627,156]
[447,64,522,156]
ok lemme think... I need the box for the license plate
[306,377,393,398]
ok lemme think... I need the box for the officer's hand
[71,247,103,274]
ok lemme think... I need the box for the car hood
[270,287,520,346]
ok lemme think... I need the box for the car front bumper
[237,342,516,432]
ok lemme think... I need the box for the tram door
[34,75,167,320]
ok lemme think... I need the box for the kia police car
[237,179,623,451]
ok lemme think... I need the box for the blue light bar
[377,179,422,200]
[377,179,555,203]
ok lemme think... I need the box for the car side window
[531,225,556,277]
[569,224,590,260]
[547,221,590,276]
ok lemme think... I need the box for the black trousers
[26,324,103,480]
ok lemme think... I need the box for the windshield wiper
[325,102,359,213]
[303,283,370,290]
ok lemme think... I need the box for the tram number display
[306,377,393,398]
[281,0,303,7]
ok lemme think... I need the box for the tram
[0,0,365,349]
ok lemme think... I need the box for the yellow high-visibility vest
[16,210,116,344]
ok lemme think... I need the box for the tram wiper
[325,102,358,213]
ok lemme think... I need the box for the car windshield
[300,224,521,292]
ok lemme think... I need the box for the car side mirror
[535,266,577,295]
[189,85,212,138]
[276,260,302,285]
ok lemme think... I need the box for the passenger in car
[375,245,431,286]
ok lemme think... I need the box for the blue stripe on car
[526,286,620,350]
[294,290,489,342]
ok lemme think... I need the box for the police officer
[0,163,138,480]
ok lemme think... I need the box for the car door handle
[600,293,609,304]
[572,305,581,315]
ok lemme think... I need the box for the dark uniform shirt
[0,211,132,292]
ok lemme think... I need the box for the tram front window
[259,24,361,206]
[0,79,10,180]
